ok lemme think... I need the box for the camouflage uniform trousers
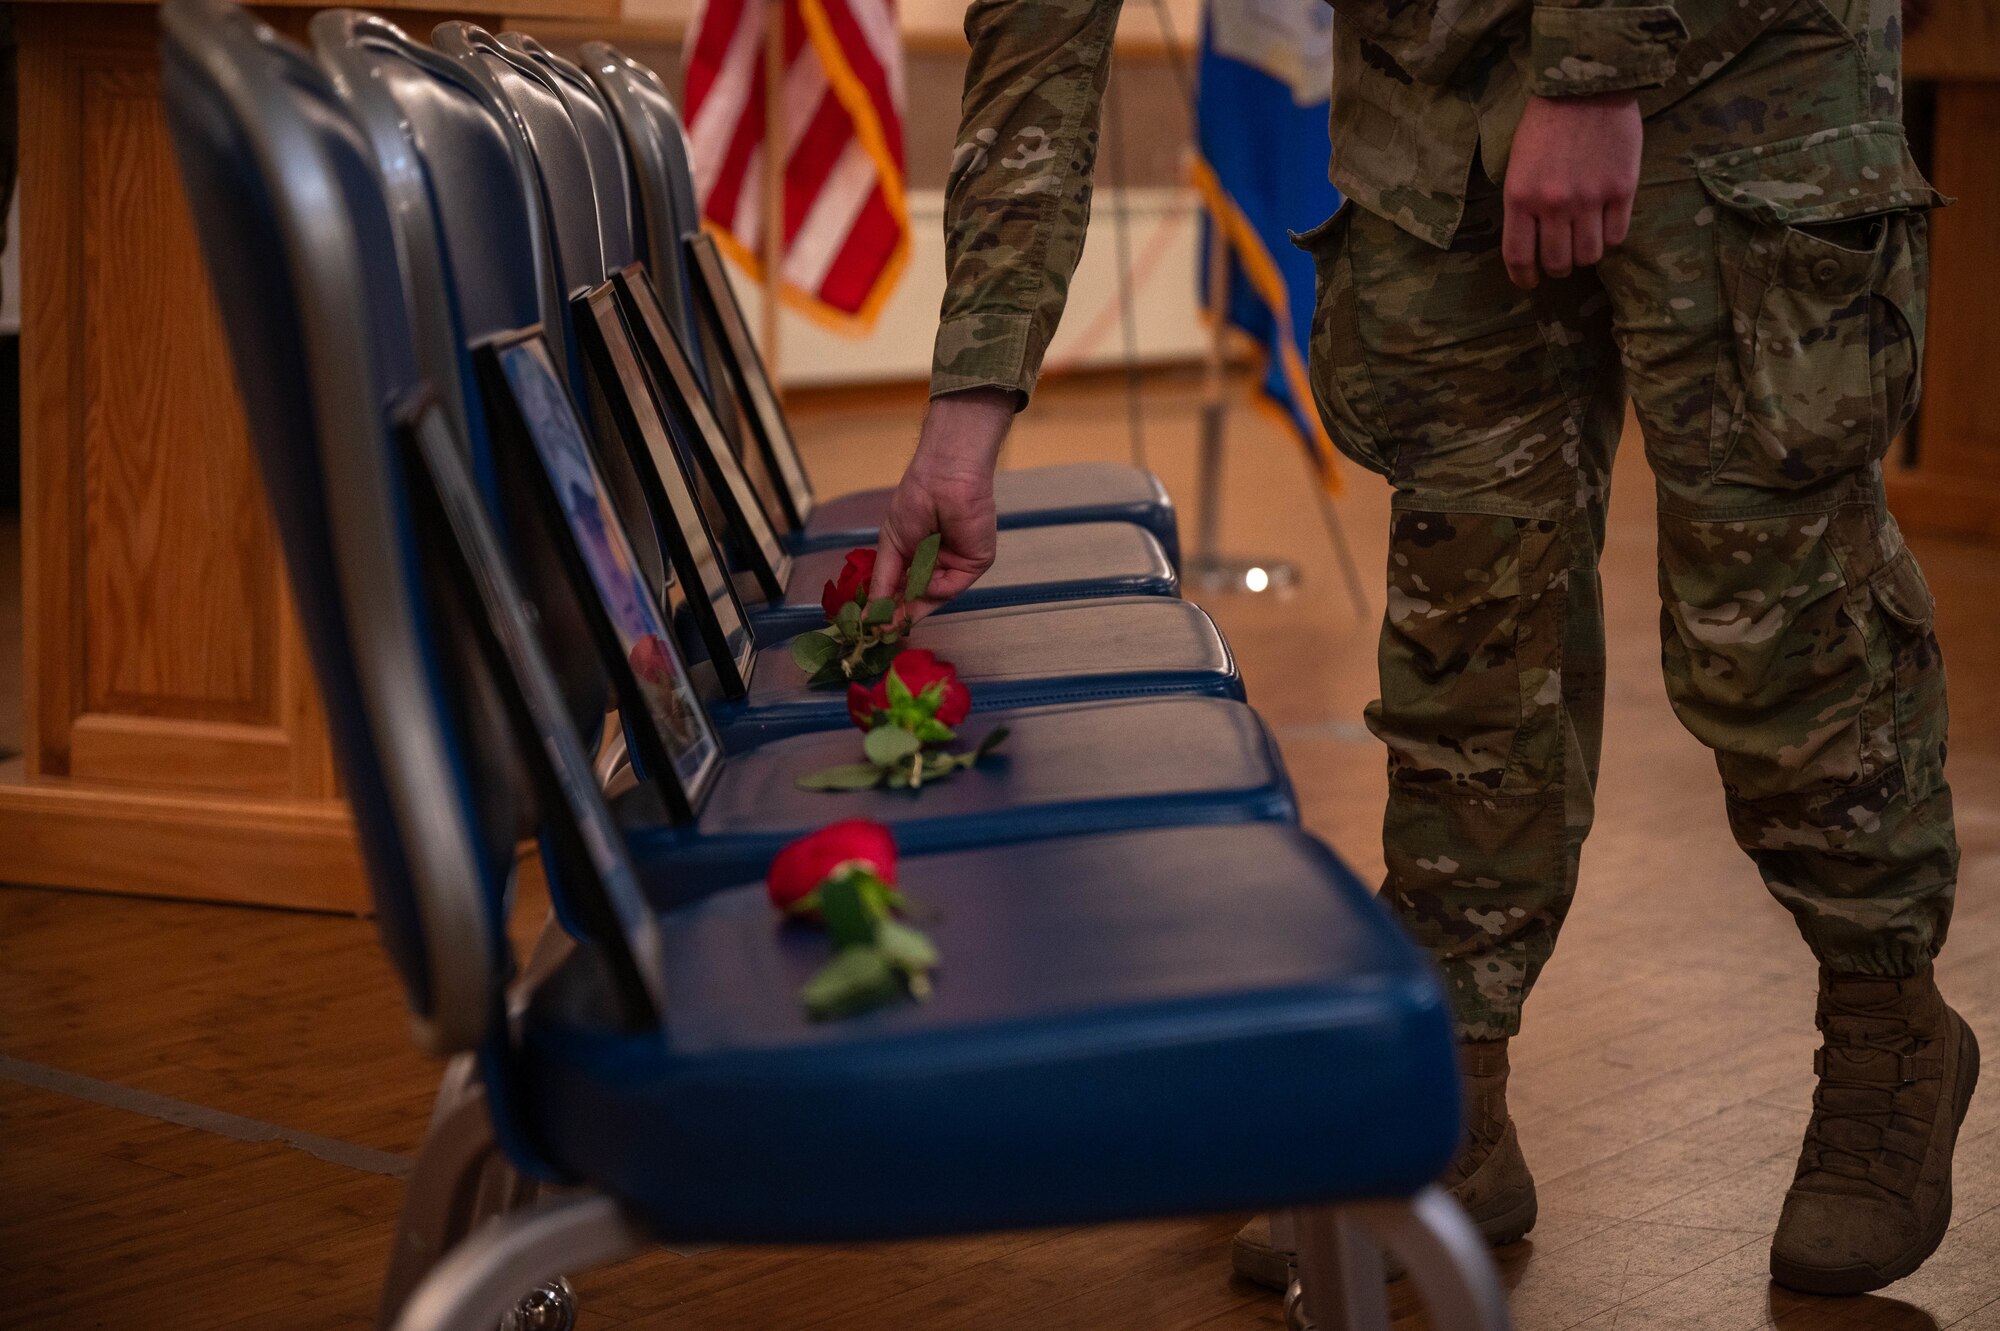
[1299,121,1957,1041]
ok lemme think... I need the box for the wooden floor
[3,378,1998,1329]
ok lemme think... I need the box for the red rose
[820,547,877,621]
[766,819,898,915]
[846,649,970,732]
[846,682,877,731]
[890,650,972,726]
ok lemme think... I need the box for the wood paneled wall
[1886,72,2000,542]
[0,1,610,911]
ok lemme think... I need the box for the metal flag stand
[1190,211,1301,598]
[1105,0,1369,618]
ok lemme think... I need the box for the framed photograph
[395,389,667,1021]
[686,231,817,530]
[608,266,794,602]
[575,280,759,699]
[474,330,724,822]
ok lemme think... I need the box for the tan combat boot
[1770,966,1980,1294]
[1231,1038,1537,1289]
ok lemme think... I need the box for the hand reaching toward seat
[869,388,1014,623]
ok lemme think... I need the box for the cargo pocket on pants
[1698,126,1943,490]
[1293,202,1395,477]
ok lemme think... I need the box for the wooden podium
[0,0,611,911]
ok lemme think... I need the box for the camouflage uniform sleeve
[1529,0,1688,98]
[930,0,1123,406]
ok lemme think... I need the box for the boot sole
[1476,1186,1539,1249]
[1770,1014,1981,1296]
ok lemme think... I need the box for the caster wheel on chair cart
[500,1277,577,1331]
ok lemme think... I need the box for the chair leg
[1288,1204,1390,1331]
[388,1192,650,1331]
[1286,1186,1511,1331]
[379,1060,515,1326]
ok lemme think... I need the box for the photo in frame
[608,266,794,601]
[685,232,817,530]
[395,389,667,1019]
[473,330,724,821]
[574,280,759,699]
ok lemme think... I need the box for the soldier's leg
[1225,176,1627,1293]
[1605,164,1970,1291]
[1605,172,1956,996]
[1300,179,1625,1042]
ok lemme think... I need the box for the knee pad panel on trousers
[1370,508,1568,796]
[1658,504,1897,803]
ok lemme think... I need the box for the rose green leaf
[904,533,942,604]
[796,763,889,791]
[817,872,880,949]
[874,918,940,975]
[864,724,923,768]
[790,630,841,673]
[800,945,900,1020]
[913,717,956,745]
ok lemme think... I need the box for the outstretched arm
[871,0,1124,617]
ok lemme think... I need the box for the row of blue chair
[160,3,1509,1329]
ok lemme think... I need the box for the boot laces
[1803,998,1932,1188]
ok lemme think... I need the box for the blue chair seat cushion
[749,521,1178,641]
[617,697,1295,899]
[516,822,1462,1243]
[710,597,1241,749]
[794,462,1180,568]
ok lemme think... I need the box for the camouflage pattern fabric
[1300,0,1955,1039]
[930,0,1122,402]
[935,0,1734,399]
[931,0,1955,1040]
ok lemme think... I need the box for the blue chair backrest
[434,23,604,297]
[162,0,516,1054]
[312,11,619,755]
[402,23,676,650]
[580,42,714,393]
[311,11,549,454]
[502,33,640,274]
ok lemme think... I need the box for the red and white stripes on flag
[683,0,909,330]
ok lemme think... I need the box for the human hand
[1502,92,1643,289]
[869,387,1013,622]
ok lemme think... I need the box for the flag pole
[1195,206,1228,565]
[1187,200,1300,598]
[760,0,785,401]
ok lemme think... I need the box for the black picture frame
[574,279,759,699]
[474,330,723,822]
[396,389,667,1023]
[686,231,816,530]
[609,265,794,603]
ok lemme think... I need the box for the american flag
[682,0,908,330]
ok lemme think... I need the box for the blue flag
[1194,0,1342,491]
